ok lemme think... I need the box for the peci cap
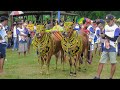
[106,14,115,22]
[0,16,8,22]
[17,21,23,25]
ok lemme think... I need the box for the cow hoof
[70,72,73,76]
[87,61,91,64]
[73,73,77,77]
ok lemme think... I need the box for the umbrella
[10,11,24,16]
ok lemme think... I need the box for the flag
[77,17,84,24]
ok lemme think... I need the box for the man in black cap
[0,16,8,73]
[94,14,120,79]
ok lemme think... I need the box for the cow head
[62,22,74,38]
[36,25,46,40]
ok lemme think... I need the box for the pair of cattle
[32,25,90,76]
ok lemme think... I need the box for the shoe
[93,76,100,79]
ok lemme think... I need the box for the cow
[61,22,90,76]
[32,25,64,74]
[61,22,83,76]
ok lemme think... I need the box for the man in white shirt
[86,18,95,64]
[94,20,101,55]
[0,16,8,73]
[94,14,120,79]
[12,22,18,51]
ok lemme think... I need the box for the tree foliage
[73,11,120,19]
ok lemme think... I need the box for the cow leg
[89,51,93,64]
[40,57,44,74]
[38,55,41,64]
[61,51,65,71]
[42,56,47,74]
[78,53,82,71]
[55,53,59,70]
[69,57,73,76]
[46,53,52,75]
[46,59,50,75]
[84,48,89,70]
[80,53,83,64]
[87,43,92,64]
[73,56,77,77]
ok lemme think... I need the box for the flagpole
[58,11,60,23]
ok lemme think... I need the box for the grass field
[0,47,120,79]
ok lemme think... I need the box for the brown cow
[32,27,64,74]
[61,23,90,76]
[61,25,83,76]
[78,30,90,70]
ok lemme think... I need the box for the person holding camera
[94,14,120,79]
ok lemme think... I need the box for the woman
[23,23,31,54]
[16,21,29,57]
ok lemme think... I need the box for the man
[98,19,105,55]
[0,16,8,73]
[80,19,90,35]
[73,23,80,34]
[94,20,101,55]
[86,18,95,64]
[94,14,120,79]
[12,22,18,51]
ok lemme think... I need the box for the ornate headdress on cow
[36,25,45,33]
[64,22,73,31]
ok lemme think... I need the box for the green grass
[0,47,120,79]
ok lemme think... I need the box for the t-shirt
[87,25,95,44]
[16,27,29,42]
[74,24,80,30]
[94,27,101,43]
[13,26,17,37]
[0,23,7,42]
[103,24,120,52]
